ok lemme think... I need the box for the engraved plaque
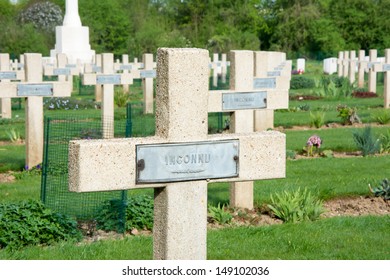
[92,66,102,73]
[17,84,53,97]
[66,64,77,68]
[54,68,71,76]
[120,65,132,70]
[0,71,17,80]
[140,70,156,79]
[136,140,239,183]
[253,78,276,89]
[222,91,267,110]
[383,64,390,71]
[267,71,281,77]
[96,75,121,84]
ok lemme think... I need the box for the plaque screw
[233,155,239,161]
[263,98,267,104]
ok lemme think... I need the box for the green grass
[0,144,25,172]
[1,215,388,260]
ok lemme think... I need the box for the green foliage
[352,126,380,156]
[369,178,390,201]
[337,105,361,125]
[96,195,154,232]
[208,203,232,225]
[371,110,390,125]
[309,111,325,128]
[5,128,22,143]
[290,76,316,89]
[379,129,390,153]
[114,88,130,108]
[268,188,325,223]
[0,200,82,251]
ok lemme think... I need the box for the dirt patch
[290,95,323,101]
[0,172,15,183]
[352,91,378,98]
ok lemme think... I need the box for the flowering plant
[306,135,322,156]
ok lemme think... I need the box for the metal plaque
[54,68,71,76]
[383,64,390,71]
[65,64,77,68]
[92,66,102,73]
[96,74,121,85]
[222,91,267,110]
[253,78,276,89]
[17,84,53,97]
[140,70,156,79]
[136,140,239,183]
[120,65,132,70]
[0,71,17,80]
[267,71,281,77]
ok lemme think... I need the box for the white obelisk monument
[51,0,95,64]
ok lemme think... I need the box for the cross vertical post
[142,53,154,114]
[368,49,377,93]
[349,50,356,84]
[0,54,13,119]
[385,49,390,109]
[357,50,366,88]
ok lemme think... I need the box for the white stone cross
[337,51,344,77]
[357,50,366,88]
[208,50,289,209]
[68,48,286,260]
[0,53,71,168]
[83,53,133,138]
[44,53,80,83]
[372,49,390,108]
[141,53,155,114]
[0,53,25,119]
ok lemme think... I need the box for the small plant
[290,75,315,89]
[267,188,325,223]
[352,126,380,156]
[286,149,297,160]
[96,195,154,232]
[369,178,390,201]
[5,128,22,143]
[208,203,232,225]
[114,88,130,108]
[371,110,390,125]
[379,129,390,153]
[309,111,325,128]
[305,135,322,156]
[0,200,82,251]
[337,105,361,125]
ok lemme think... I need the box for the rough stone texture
[68,48,286,260]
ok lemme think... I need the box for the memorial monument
[51,0,95,64]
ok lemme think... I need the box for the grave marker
[68,48,286,259]
[142,53,155,114]
[372,49,390,108]
[44,53,80,83]
[83,53,133,138]
[368,49,377,93]
[0,53,25,119]
[357,50,366,88]
[0,53,71,168]
[337,51,344,77]
[349,50,357,84]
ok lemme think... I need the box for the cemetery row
[1,48,292,260]
[323,49,390,108]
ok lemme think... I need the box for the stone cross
[343,51,350,78]
[372,49,390,108]
[368,49,378,93]
[357,50,366,88]
[348,50,357,84]
[141,53,155,114]
[0,53,24,119]
[68,48,286,260]
[337,51,343,77]
[44,53,80,83]
[208,51,289,209]
[0,53,71,168]
[83,53,133,138]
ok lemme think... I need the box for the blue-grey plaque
[96,75,121,84]
[136,140,239,183]
[0,72,17,80]
[65,64,77,68]
[253,78,276,89]
[383,64,390,71]
[17,84,53,97]
[267,71,281,77]
[222,91,267,111]
[120,65,132,70]
[140,70,156,79]
[54,68,71,76]
[92,66,102,73]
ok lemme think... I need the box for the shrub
[336,105,361,125]
[290,76,315,89]
[379,129,390,153]
[96,195,154,232]
[352,126,380,156]
[0,200,82,251]
[268,188,325,223]
[208,203,232,225]
[369,178,390,201]
[18,1,63,32]
[305,135,322,156]
[114,88,130,108]
[309,111,325,128]
[371,110,390,125]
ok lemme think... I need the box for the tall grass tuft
[352,126,380,156]
[268,188,324,223]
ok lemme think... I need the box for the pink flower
[306,135,322,148]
